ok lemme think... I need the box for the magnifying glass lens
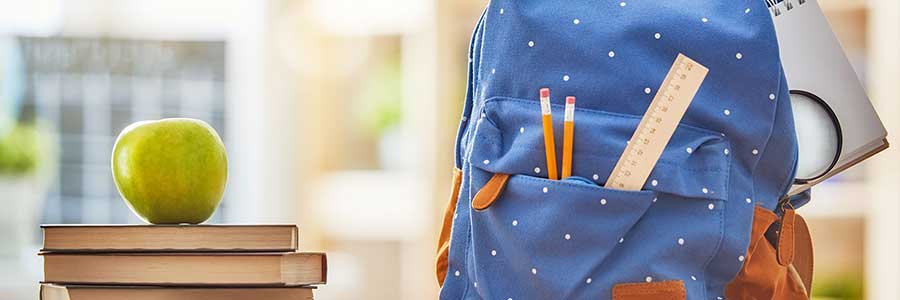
[791,91,841,181]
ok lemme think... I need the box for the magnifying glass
[790,89,843,184]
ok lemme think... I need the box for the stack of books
[38,224,326,300]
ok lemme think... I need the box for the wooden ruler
[605,54,709,191]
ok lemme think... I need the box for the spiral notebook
[768,0,889,195]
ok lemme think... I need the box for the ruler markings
[605,54,709,191]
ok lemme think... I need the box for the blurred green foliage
[0,123,43,176]
[812,274,864,300]
[358,55,402,138]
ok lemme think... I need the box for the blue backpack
[436,1,812,299]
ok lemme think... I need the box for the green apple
[111,118,227,224]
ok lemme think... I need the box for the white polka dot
[708,203,715,210]
[455,270,460,277]
[608,51,616,58]
[678,238,685,245]
[654,33,661,40]
[564,233,571,240]
[474,282,478,287]
[531,268,538,275]
[534,167,541,174]
[619,237,625,244]
[592,174,599,180]
[651,179,658,186]
[586,278,593,284]
[573,19,580,25]
[652,197,658,203]
[563,75,570,81]
[686,147,693,154]
[645,87,652,94]
[718,297,723,300]
[702,17,709,23]
[600,198,608,205]
[736,53,743,60]
[739,255,746,262]
[724,148,730,155]
[745,8,751,14]
[724,109,731,116]
[508,298,513,300]
[500,8,504,14]
[702,187,709,194]
[752,149,759,155]
[520,127,525,133]
[542,187,549,193]
[483,159,490,165]
[645,276,653,283]
[746,198,752,204]
[619,2,627,7]
[512,219,518,226]
[491,68,496,74]
[769,93,776,100]
[491,249,497,256]
[528,41,535,48]
[691,275,697,281]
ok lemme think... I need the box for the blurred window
[19,37,228,224]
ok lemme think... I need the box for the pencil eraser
[566,96,576,104]
[540,88,550,98]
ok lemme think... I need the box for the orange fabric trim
[612,280,686,300]
[793,213,814,295]
[725,206,808,300]
[787,264,807,296]
[472,173,511,211]
[777,207,796,266]
[436,168,463,287]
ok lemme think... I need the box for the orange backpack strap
[725,205,809,299]
[777,205,796,266]
[436,168,463,287]
[472,173,511,211]
[612,280,686,300]
[792,212,815,295]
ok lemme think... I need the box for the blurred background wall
[0,1,897,300]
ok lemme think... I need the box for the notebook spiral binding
[767,0,807,17]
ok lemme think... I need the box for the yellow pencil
[561,96,575,178]
[540,88,559,180]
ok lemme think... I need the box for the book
[768,0,889,195]
[42,252,327,286]
[40,284,315,300]
[41,224,298,253]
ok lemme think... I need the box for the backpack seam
[478,98,731,173]
[457,105,490,300]
[699,139,733,300]
[484,97,730,138]
[445,5,489,298]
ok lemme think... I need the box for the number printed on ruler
[605,54,709,191]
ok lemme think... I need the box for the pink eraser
[566,96,576,104]
[540,88,550,98]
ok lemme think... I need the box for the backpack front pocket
[469,173,657,299]
[458,97,734,300]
